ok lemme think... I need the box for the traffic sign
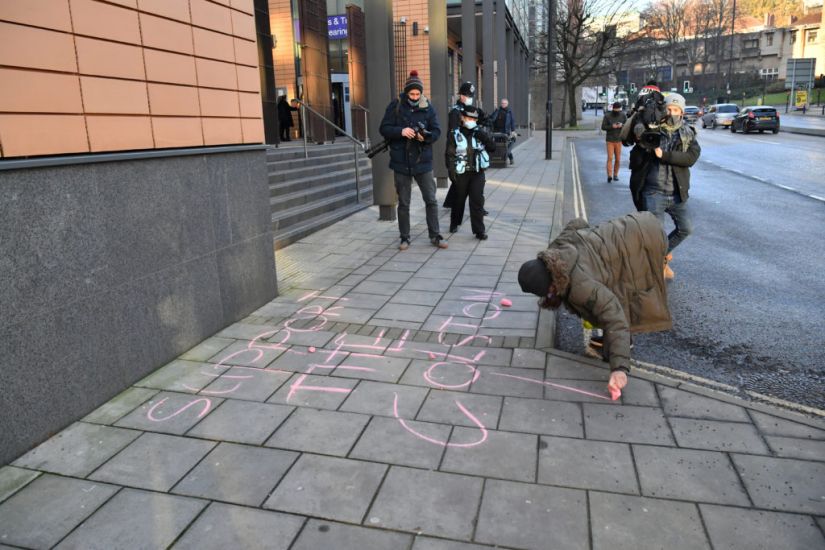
[785,58,816,88]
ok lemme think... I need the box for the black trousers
[280,124,291,141]
[450,171,486,235]
[443,175,456,207]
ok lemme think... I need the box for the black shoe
[449,225,459,233]
[607,176,612,183]
[509,158,514,165]
[475,233,488,240]
[612,175,620,183]
[399,238,410,251]
[443,202,453,209]
[483,209,489,216]
[431,235,448,249]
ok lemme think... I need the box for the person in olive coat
[518,212,672,394]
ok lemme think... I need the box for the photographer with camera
[379,70,447,250]
[629,93,700,280]
[446,105,495,240]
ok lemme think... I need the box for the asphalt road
[558,124,825,409]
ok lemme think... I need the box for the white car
[701,104,739,129]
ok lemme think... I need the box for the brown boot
[663,253,674,280]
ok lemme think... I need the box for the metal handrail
[351,104,370,147]
[295,99,367,204]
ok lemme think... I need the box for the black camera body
[413,121,432,140]
[640,130,662,148]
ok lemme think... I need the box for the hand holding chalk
[609,385,622,401]
[500,298,512,307]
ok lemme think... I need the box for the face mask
[408,98,420,107]
[463,97,473,106]
[463,120,477,130]
[666,114,682,125]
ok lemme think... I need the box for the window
[760,67,779,81]
[807,30,818,44]
[765,33,773,46]
[743,39,759,49]
[791,31,797,44]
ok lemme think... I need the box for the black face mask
[408,97,420,107]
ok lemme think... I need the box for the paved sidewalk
[2,133,824,550]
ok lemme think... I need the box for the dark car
[684,106,700,124]
[731,106,780,134]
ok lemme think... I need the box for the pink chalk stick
[609,386,622,401]
[308,346,316,353]
[500,298,512,307]
[428,352,437,359]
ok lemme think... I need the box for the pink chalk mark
[428,352,437,359]
[455,335,493,347]
[491,372,612,401]
[200,382,244,395]
[297,290,349,302]
[335,365,378,372]
[459,288,505,302]
[500,298,512,307]
[216,348,264,368]
[250,329,290,350]
[296,385,352,394]
[423,361,480,390]
[333,333,386,351]
[386,330,412,353]
[393,393,488,448]
[147,397,212,421]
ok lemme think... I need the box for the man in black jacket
[379,70,447,250]
[445,105,496,239]
[629,92,700,280]
[601,102,626,182]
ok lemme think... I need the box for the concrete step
[270,175,373,211]
[269,163,371,195]
[267,157,370,185]
[274,194,373,250]
[271,184,373,237]
[266,143,357,162]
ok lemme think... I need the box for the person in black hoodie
[445,105,496,240]
[277,96,298,141]
[601,102,627,182]
[379,70,447,250]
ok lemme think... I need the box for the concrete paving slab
[349,416,449,469]
[390,290,444,306]
[173,443,297,506]
[265,408,369,456]
[0,467,39,504]
[0,475,118,549]
[416,390,502,428]
[669,418,770,454]
[442,428,537,482]
[749,410,825,439]
[511,348,546,369]
[400,359,476,390]
[115,391,223,435]
[764,435,825,460]
[264,454,386,523]
[590,492,710,550]
[584,404,675,445]
[498,397,583,437]
[13,422,140,477]
[187,400,293,444]
[367,466,483,540]
[178,336,236,362]
[339,380,428,419]
[475,479,588,550]
[292,519,413,550]
[470,367,545,398]
[539,436,639,495]
[634,446,751,506]
[659,386,751,422]
[411,538,494,550]
[732,454,825,514]
[699,504,825,550]
[199,365,293,401]
[207,341,286,368]
[173,503,304,550]
[82,387,159,425]
[268,373,358,409]
[55,488,205,550]
[618,378,660,407]
[90,433,215,491]
[136,359,228,393]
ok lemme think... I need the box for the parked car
[684,106,700,124]
[730,106,780,134]
[701,104,739,129]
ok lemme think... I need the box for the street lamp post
[727,0,737,98]
[545,0,555,160]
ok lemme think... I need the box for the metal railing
[352,104,370,147]
[295,100,367,204]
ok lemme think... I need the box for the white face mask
[463,97,473,106]
[463,120,477,130]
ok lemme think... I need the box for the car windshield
[718,105,738,113]
[753,109,776,116]
[685,107,699,113]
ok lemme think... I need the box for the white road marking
[570,143,588,221]
[809,195,825,202]
[777,184,796,191]
[750,138,781,145]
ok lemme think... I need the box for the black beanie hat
[460,104,480,118]
[404,70,424,94]
[518,258,552,297]
[458,81,475,97]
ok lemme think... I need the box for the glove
[510,131,517,139]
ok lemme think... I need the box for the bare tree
[539,0,631,127]
[643,0,688,89]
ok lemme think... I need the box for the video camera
[365,121,431,159]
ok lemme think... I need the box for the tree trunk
[567,82,578,127]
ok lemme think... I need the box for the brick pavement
[1,134,824,550]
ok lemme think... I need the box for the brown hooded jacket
[538,212,672,372]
